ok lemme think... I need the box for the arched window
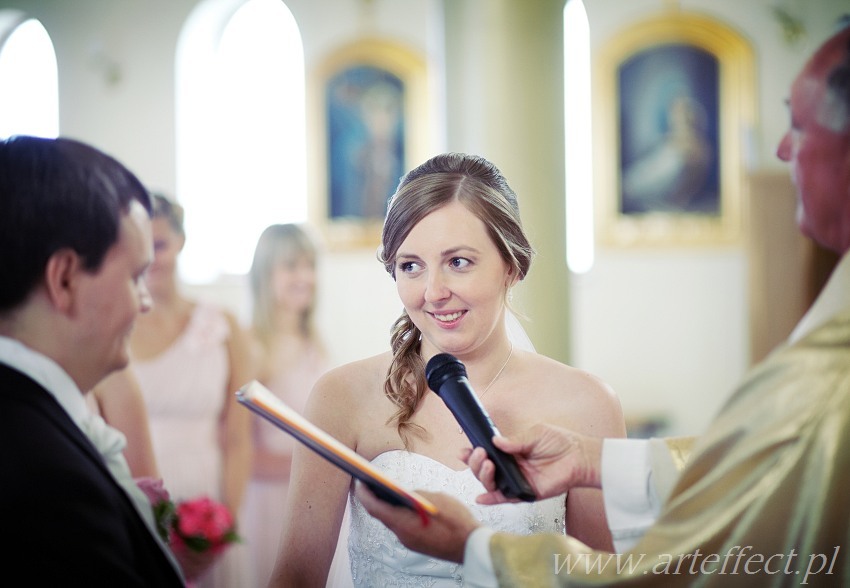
[176,0,306,284]
[564,0,593,274]
[0,13,58,139]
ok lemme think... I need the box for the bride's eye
[398,260,421,273]
[449,257,471,270]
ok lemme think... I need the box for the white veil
[506,309,536,352]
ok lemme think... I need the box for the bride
[269,153,626,586]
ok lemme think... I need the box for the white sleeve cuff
[463,526,498,588]
[601,438,658,552]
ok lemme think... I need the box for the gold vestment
[492,310,850,586]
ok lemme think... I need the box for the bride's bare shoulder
[316,352,392,390]
[521,351,613,394]
[307,352,392,413]
[517,351,625,436]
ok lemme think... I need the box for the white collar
[788,250,850,343]
[0,336,89,428]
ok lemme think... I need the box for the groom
[357,22,850,587]
[0,136,184,585]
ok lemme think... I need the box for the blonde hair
[377,153,534,446]
[150,192,185,237]
[249,223,319,349]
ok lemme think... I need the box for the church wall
[1,0,846,435]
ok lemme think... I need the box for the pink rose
[135,477,175,542]
[135,476,171,505]
[169,495,240,556]
[174,497,234,544]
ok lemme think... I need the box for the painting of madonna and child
[618,43,721,217]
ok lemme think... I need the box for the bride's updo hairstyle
[377,152,534,445]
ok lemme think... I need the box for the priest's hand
[354,482,481,563]
[462,423,603,505]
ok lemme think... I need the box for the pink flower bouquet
[169,496,240,554]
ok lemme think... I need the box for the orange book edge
[236,380,438,521]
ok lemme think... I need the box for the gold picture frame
[308,38,431,251]
[594,12,755,246]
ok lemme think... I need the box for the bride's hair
[376,152,534,447]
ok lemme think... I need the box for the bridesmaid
[129,192,255,587]
[240,224,352,586]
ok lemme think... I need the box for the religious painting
[618,44,720,216]
[594,13,755,246]
[326,65,404,221]
[310,39,430,250]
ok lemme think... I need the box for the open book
[236,380,438,520]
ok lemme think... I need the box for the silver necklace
[457,343,514,434]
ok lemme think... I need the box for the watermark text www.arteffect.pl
[553,546,841,584]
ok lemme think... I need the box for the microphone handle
[442,379,536,502]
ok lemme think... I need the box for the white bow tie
[80,413,155,522]
[81,413,128,463]
[79,413,179,566]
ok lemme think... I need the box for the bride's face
[394,200,512,357]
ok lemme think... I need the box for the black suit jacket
[0,363,184,587]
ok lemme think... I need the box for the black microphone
[425,353,535,502]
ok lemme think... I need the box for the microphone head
[425,353,467,393]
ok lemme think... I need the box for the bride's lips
[429,310,467,328]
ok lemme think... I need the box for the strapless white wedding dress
[347,450,566,586]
